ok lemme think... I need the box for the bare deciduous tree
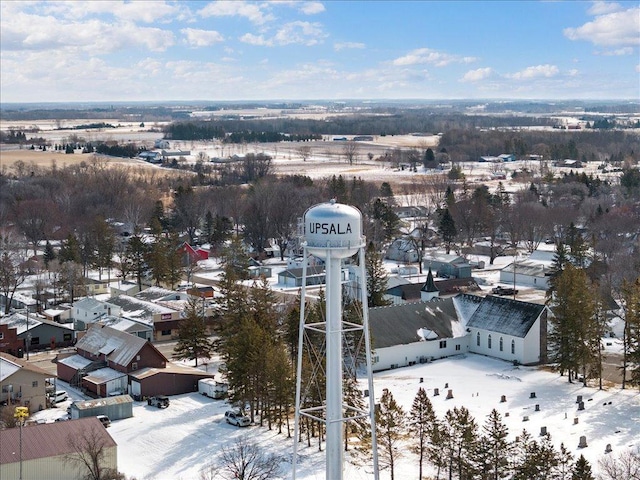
[65,425,121,480]
[296,144,312,162]
[204,436,283,480]
[343,141,359,165]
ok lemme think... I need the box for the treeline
[438,129,640,163]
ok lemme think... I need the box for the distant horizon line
[2,98,639,108]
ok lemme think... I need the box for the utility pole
[15,406,29,480]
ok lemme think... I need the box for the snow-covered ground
[31,354,640,479]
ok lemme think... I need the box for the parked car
[224,409,250,427]
[492,286,518,296]
[147,395,170,408]
[50,390,68,405]
[96,415,111,428]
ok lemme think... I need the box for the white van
[52,390,68,404]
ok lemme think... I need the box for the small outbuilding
[69,394,134,420]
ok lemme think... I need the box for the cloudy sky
[1,0,639,103]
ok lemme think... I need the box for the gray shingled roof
[76,324,152,367]
[369,298,461,349]
[466,295,546,338]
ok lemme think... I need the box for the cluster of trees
[374,386,636,480]
[547,248,640,389]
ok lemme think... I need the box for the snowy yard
[32,354,640,479]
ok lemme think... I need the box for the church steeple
[421,267,439,301]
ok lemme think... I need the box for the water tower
[292,200,379,480]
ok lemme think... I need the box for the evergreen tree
[438,208,457,254]
[566,222,588,268]
[376,388,406,480]
[621,278,640,388]
[475,409,510,480]
[547,264,597,383]
[408,387,435,480]
[443,406,478,480]
[554,443,574,480]
[366,242,391,307]
[547,242,569,299]
[43,240,56,269]
[173,297,214,367]
[572,455,594,480]
[58,233,81,264]
[124,231,149,291]
[426,416,448,480]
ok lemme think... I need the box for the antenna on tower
[292,201,379,480]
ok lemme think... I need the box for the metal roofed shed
[69,394,134,421]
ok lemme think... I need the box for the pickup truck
[492,286,518,296]
[147,395,170,408]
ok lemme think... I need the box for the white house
[368,293,548,371]
[73,297,121,323]
[499,260,550,290]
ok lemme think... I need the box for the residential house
[0,312,75,353]
[385,268,481,305]
[0,352,52,410]
[98,315,154,342]
[72,297,121,327]
[57,324,167,397]
[385,238,419,263]
[105,293,183,341]
[0,323,23,356]
[423,253,472,279]
[278,266,338,288]
[499,260,550,290]
[0,417,117,480]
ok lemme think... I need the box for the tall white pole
[325,252,343,480]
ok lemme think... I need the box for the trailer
[198,378,228,399]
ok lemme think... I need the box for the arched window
[499,337,504,352]
[476,332,480,346]
[511,340,515,354]
[488,334,492,349]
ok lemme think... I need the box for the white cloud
[42,1,183,23]
[564,6,640,46]
[239,33,272,47]
[273,21,326,46]
[182,28,224,47]
[300,2,325,15]
[636,64,640,73]
[567,69,579,76]
[198,1,274,25]
[597,46,634,56]
[240,21,327,46]
[0,8,175,53]
[507,64,560,80]
[334,42,365,51]
[461,67,493,82]
[587,1,623,16]
[392,48,477,67]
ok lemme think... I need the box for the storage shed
[69,394,134,420]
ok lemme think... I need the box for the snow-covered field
[32,355,640,479]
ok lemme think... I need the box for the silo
[292,200,378,480]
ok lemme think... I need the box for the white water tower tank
[304,201,364,259]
